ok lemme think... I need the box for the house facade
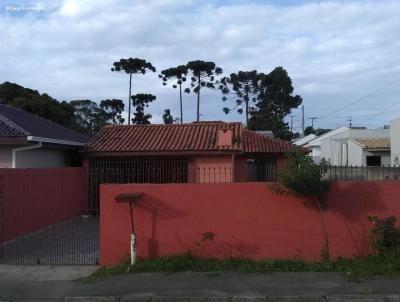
[82,122,298,208]
[390,117,400,166]
[301,126,390,166]
[0,104,89,168]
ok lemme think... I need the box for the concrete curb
[65,294,400,301]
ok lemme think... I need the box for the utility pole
[308,116,317,129]
[347,116,352,128]
[301,105,305,137]
[290,115,294,132]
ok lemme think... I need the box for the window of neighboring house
[366,155,381,167]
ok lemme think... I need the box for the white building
[302,127,390,166]
[293,134,316,146]
[390,117,400,166]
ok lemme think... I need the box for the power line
[359,99,400,125]
[303,107,400,112]
[318,76,400,120]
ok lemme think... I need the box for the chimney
[217,129,233,147]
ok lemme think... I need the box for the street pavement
[1,266,400,301]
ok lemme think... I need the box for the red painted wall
[100,182,400,265]
[0,167,88,242]
[100,182,400,266]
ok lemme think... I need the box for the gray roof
[0,104,89,144]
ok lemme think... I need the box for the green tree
[304,126,315,136]
[100,99,125,125]
[70,100,108,135]
[304,127,331,136]
[131,93,156,124]
[219,70,264,127]
[0,82,75,127]
[248,67,302,140]
[185,60,223,121]
[315,128,331,136]
[159,65,188,123]
[111,58,156,125]
[163,109,174,124]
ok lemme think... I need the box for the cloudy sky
[1,0,400,131]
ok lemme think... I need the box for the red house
[82,122,297,208]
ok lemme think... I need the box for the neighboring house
[390,117,400,166]
[0,104,89,168]
[82,121,297,184]
[293,134,317,146]
[303,126,390,166]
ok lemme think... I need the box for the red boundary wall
[100,182,400,266]
[0,168,88,242]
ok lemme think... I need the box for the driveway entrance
[0,214,99,265]
[0,168,98,265]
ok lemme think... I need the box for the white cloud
[1,0,400,129]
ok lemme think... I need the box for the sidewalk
[68,272,400,301]
[1,266,400,301]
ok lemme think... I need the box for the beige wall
[0,146,13,168]
[0,145,72,168]
[15,147,70,168]
[347,139,364,166]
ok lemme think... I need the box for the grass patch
[85,248,400,282]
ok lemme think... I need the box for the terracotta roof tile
[353,138,390,151]
[83,122,296,155]
[242,129,297,153]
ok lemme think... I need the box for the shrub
[368,215,400,254]
[278,151,330,207]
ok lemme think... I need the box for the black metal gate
[247,160,278,182]
[89,157,189,210]
[0,170,99,265]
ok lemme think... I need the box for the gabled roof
[82,122,297,155]
[293,134,317,146]
[0,104,89,145]
[305,126,349,147]
[353,138,390,151]
[0,117,28,138]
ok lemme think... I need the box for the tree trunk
[128,73,132,125]
[197,74,201,122]
[245,93,249,127]
[179,84,183,123]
